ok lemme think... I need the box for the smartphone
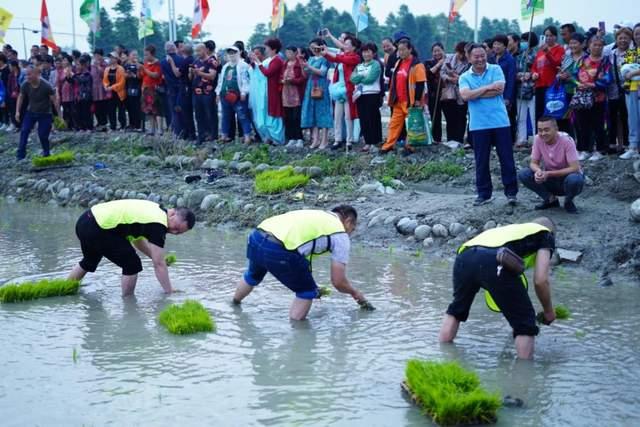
[321,28,329,37]
[598,21,606,33]
[539,35,546,45]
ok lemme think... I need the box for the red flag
[192,0,210,39]
[448,0,467,23]
[40,0,58,50]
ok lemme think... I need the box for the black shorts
[75,210,143,276]
[446,246,539,337]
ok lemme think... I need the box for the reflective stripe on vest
[258,210,345,252]
[458,223,551,313]
[91,200,168,230]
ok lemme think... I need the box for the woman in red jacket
[281,46,307,146]
[324,34,361,150]
[531,25,565,122]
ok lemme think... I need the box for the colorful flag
[40,0,58,50]
[351,0,369,32]
[521,0,544,20]
[139,0,154,39]
[271,0,285,32]
[80,0,101,33]
[192,0,210,39]
[0,8,13,44]
[448,0,467,23]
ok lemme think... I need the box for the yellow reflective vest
[258,210,345,253]
[458,222,552,312]
[91,200,168,232]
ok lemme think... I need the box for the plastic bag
[543,80,569,119]
[405,107,432,146]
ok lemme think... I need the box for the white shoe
[619,149,640,160]
[295,140,304,148]
[6,124,15,132]
[286,140,296,147]
[578,151,590,161]
[588,152,604,162]
[0,124,6,131]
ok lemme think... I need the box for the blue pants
[178,85,196,140]
[193,92,218,143]
[518,168,584,203]
[471,126,518,199]
[243,230,318,300]
[17,112,52,160]
[221,97,252,138]
[167,85,182,137]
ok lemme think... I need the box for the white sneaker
[295,140,304,148]
[588,152,604,162]
[619,149,640,160]
[0,124,6,131]
[578,151,590,161]
[6,124,15,132]
[286,140,296,147]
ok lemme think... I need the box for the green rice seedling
[72,347,78,363]
[319,286,332,297]
[32,150,75,168]
[254,167,310,195]
[158,300,215,335]
[575,330,586,339]
[165,253,177,267]
[53,115,67,130]
[404,359,501,426]
[554,304,571,320]
[0,279,80,303]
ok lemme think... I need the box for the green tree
[89,7,116,52]
[248,23,270,48]
[112,0,139,50]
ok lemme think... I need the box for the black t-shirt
[124,63,141,92]
[20,80,54,113]
[0,65,10,87]
[504,231,555,259]
[112,222,167,248]
[179,55,194,88]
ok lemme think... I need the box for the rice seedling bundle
[0,279,80,303]
[158,300,215,335]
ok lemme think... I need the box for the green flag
[80,0,100,33]
[521,0,544,20]
[138,0,154,40]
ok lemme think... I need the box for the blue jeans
[221,97,252,137]
[17,112,52,160]
[193,92,218,143]
[167,85,182,137]
[518,168,584,203]
[626,92,640,149]
[178,85,196,140]
[243,230,318,300]
[471,126,518,199]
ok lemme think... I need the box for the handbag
[329,65,347,103]
[224,90,239,104]
[311,80,323,99]
[569,88,595,110]
[543,79,569,119]
[519,80,535,101]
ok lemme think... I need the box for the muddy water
[1,201,639,426]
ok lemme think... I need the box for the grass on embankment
[0,279,80,303]
[32,150,75,168]
[404,359,501,426]
[255,167,310,194]
[158,300,215,335]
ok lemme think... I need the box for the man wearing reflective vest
[233,206,372,320]
[439,217,557,359]
[67,199,196,296]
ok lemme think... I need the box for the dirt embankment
[1,131,639,280]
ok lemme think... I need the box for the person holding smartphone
[531,26,565,123]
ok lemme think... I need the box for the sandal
[360,145,371,153]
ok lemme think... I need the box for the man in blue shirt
[460,43,518,206]
[161,42,184,137]
[490,34,517,142]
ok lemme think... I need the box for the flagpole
[92,0,97,49]
[21,23,27,58]
[473,0,478,42]
[71,0,77,49]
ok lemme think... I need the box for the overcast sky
[4,0,638,56]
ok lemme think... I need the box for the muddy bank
[1,131,639,279]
